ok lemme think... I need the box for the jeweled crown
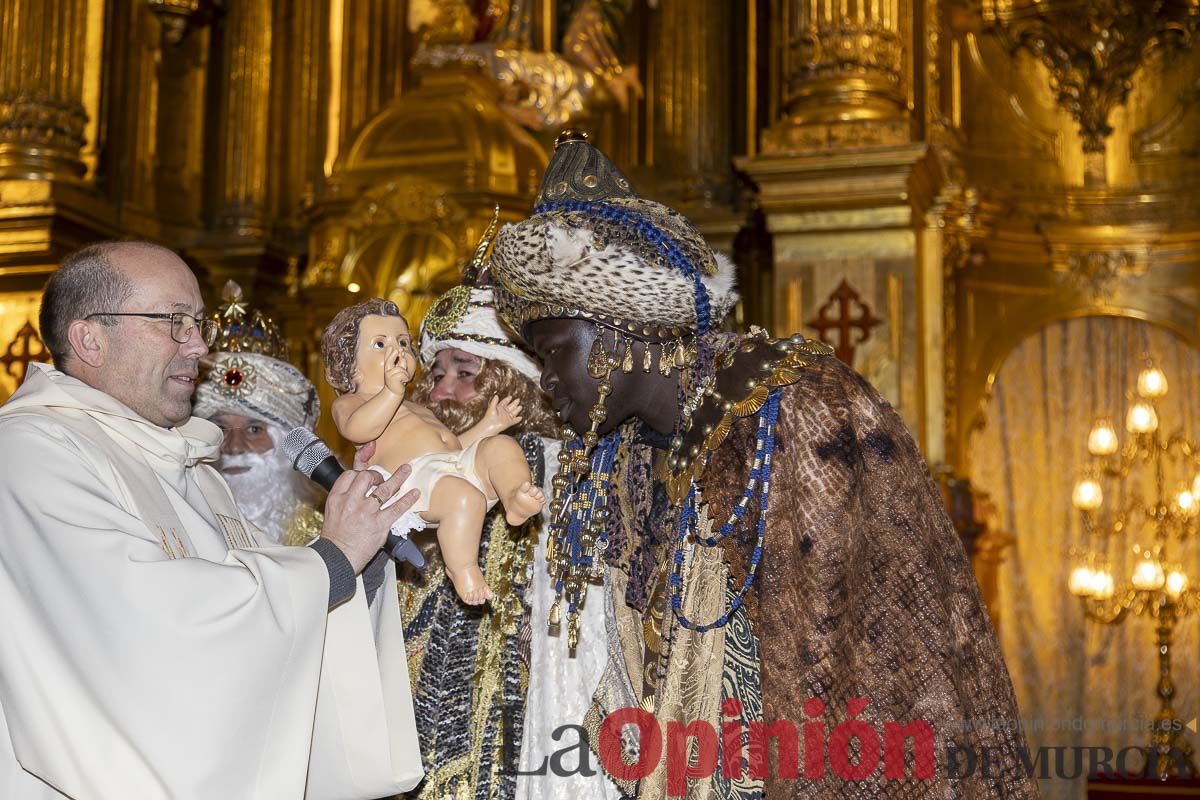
[207,280,288,360]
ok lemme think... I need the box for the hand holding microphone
[283,429,426,571]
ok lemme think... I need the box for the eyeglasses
[84,312,219,347]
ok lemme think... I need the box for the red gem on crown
[223,368,244,388]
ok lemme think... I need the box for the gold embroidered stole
[38,408,254,557]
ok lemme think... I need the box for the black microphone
[282,428,425,569]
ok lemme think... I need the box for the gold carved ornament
[656,333,834,506]
[983,0,1200,182]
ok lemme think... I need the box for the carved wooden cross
[0,321,48,385]
[805,279,883,363]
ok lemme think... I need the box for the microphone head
[282,427,334,477]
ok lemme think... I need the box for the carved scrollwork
[145,0,220,44]
[982,0,1200,158]
[410,0,639,130]
[0,96,87,159]
[1133,73,1200,160]
[782,0,907,124]
[1053,249,1149,302]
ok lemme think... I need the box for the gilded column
[326,0,407,179]
[737,0,941,451]
[784,0,905,123]
[277,0,328,215]
[0,0,91,180]
[212,0,273,237]
[109,2,163,220]
[154,25,211,230]
[645,0,733,206]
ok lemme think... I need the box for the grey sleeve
[360,550,389,605]
[308,537,357,609]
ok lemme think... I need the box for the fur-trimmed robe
[590,349,1040,798]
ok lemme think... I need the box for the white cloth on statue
[0,363,423,800]
[516,439,622,800]
[367,437,497,528]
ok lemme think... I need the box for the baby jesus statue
[320,298,545,604]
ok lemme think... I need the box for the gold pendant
[673,338,693,368]
[621,337,634,373]
[568,612,580,650]
[642,342,652,372]
[659,342,673,376]
[587,335,610,378]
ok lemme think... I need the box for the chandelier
[1069,358,1199,775]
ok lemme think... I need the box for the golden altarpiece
[3,2,1200,787]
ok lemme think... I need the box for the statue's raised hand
[482,394,523,433]
[383,346,412,395]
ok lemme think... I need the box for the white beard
[217,430,319,545]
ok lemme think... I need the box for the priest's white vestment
[0,363,424,799]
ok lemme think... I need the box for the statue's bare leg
[474,435,545,525]
[425,475,491,605]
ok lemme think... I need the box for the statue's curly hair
[320,297,403,394]
[409,356,560,438]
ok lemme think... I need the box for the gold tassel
[568,612,580,650]
[659,342,673,376]
[642,341,652,372]
[549,600,561,626]
[621,337,634,373]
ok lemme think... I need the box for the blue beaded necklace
[670,387,781,631]
[550,431,623,618]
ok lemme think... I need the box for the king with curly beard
[399,278,622,800]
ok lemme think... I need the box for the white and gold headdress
[418,209,543,380]
[192,282,320,431]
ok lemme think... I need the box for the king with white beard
[192,281,324,545]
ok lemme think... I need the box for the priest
[0,241,424,799]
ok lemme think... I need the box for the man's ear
[66,319,105,369]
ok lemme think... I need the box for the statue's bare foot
[447,565,493,605]
[503,481,545,525]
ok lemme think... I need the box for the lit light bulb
[1132,557,1165,591]
[1137,367,1168,399]
[1069,566,1095,597]
[1177,490,1198,517]
[1166,570,1188,599]
[347,282,362,294]
[1126,402,1158,434]
[1092,570,1115,599]
[1087,418,1119,456]
[1072,479,1103,511]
